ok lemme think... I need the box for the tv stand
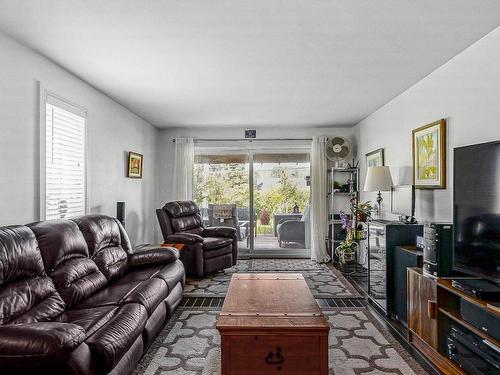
[451,279,500,301]
[407,268,500,374]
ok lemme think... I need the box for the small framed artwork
[366,148,385,167]
[128,152,143,178]
[412,119,446,189]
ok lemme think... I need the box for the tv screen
[391,185,415,217]
[453,141,500,283]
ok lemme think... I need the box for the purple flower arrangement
[339,211,351,230]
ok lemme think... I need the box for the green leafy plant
[350,199,373,222]
[335,237,358,264]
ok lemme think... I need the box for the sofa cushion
[113,266,163,284]
[75,281,142,309]
[28,220,108,308]
[49,257,109,308]
[92,246,129,282]
[57,305,117,337]
[4,277,66,325]
[85,303,147,372]
[0,322,85,367]
[0,225,65,325]
[73,215,130,281]
[152,261,185,291]
[73,215,121,254]
[76,278,169,317]
[121,278,169,316]
[114,261,185,292]
[203,237,233,250]
[129,247,179,268]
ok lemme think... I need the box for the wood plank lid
[217,273,329,331]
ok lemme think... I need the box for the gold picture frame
[412,119,446,189]
[128,152,143,178]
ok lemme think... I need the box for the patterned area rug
[135,307,427,375]
[184,259,361,298]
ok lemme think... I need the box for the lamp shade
[364,166,393,192]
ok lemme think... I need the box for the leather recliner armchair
[156,201,238,278]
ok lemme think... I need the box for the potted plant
[350,199,373,222]
[260,208,270,225]
[335,211,358,265]
[354,224,365,240]
[335,237,359,265]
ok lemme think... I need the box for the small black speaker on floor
[117,202,125,226]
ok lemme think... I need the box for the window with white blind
[43,93,87,220]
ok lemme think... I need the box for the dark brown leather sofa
[0,214,184,375]
[156,201,238,277]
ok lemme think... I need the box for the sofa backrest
[73,215,130,281]
[157,201,204,239]
[0,225,65,325]
[28,220,108,308]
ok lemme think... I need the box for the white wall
[355,27,500,222]
[158,126,356,204]
[0,32,160,245]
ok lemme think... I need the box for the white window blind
[44,94,87,220]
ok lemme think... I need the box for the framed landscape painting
[412,119,446,189]
[366,148,385,167]
[128,152,143,178]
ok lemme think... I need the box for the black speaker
[393,246,423,325]
[117,202,125,226]
[423,223,453,278]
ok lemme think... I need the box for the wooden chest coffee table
[216,273,329,375]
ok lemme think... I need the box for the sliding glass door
[252,153,311,254]
[193,154,250,251]
[193,148,311,257]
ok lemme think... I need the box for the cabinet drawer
[223,334,325,375]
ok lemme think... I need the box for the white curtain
[173,137,194,200]
[310,136,330,263]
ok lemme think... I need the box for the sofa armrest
[204,226,237,238]
[0,322,85,367]
[167,233,204,244]
[129,247,179,268]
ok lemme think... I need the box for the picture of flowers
[128,152,143,178]
[412,119,446,189]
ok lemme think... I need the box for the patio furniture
[277,217,306,247]
[237,207,256,238]
[273,213,302,236]
[208,204,249,241]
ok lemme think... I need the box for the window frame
[39,83,89,220]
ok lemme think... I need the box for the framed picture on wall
[412,119,446,189]
[365,148,385,167]
[128,152,143,178]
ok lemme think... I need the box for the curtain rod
[172,138,312,142]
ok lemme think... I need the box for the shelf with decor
[326,166,359,261]
[327,164,374,276]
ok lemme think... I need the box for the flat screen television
[391,185,415,218]
[453,140,500,284]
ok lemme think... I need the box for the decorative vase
[354,229,365,240]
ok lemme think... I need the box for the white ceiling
[1,1,500,128]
